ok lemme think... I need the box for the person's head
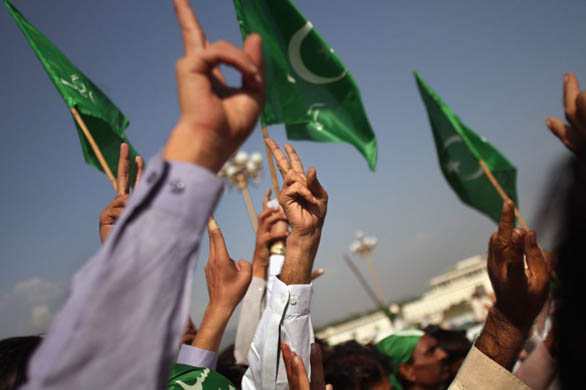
[323,340,392,390]
[376,330,449,390]
[423,326,471,381]
[0,335,42,390]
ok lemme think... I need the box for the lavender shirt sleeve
[177,345,218,370]
[23,154,223,390]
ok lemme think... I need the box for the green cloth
[168,364,235,390]
[5,0,140,185]
[232,0,377,170]
[414,71,518,223]
[376,329,424,390]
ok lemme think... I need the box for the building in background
[316,310,393,346]
[402,255,493,329]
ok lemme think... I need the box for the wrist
[252,263,268,280]
[475,307,529,370]
[163,121,229,173]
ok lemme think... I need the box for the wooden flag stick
[343,254,386,311]
[71,107,117,192]
[478,159,528,229]
[237,174,258,232]
[262,126,280,197]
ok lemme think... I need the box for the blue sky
[1,0,585,340]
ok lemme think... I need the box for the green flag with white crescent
[414,71,518,223]
[5,0,140,184]
[167,364,235,390]
[232,0,377,170]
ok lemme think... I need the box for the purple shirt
[23,154,223,390]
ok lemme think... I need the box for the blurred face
[408,335,450,389]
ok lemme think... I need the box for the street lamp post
[350,231,387,308]
[219,150,263,231]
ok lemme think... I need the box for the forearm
[193,305,233,353]
[475,308,529,371]
[280,232,320,285]
[24,155,223,390]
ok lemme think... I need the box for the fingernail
[564,73,569,82]
[208,217,219,232]
[293,356,299,367]
[254,73,262,84]
[250,64,258,74]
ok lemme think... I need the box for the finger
[564,72,580,125]
[172,0,205,56]
[284,182,318,206]
[133,155,144,188]
[237,259,253,281]
[110,194,129,208]
[264,212,288,227]
[546,117,575,151]
[270,230,289,242]
[263,188,271,210]
[209,221,230,265]
[284,143,305,174]
[265,138,290,177]
[576,91,586,129]
[496,199,515,251]
[207,216,217,261]
[525,231,549,285]
[258,207,279,224]
[198,44,260,86]
[294,355,310,390]
[242,34,264,93]
[206,40,227,84]
[117,143,131,196]
[281,344,296,390]
[310,343,326,390]
[311,268,325,280]
[306,167,328,200]
[507,228,527,283]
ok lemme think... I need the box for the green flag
[414,71,518,223]
[5,0,140,183]
[167,364,235,390]
[233,0,377,170]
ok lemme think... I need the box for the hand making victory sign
[265,138,328,284]
[164,0,264,173]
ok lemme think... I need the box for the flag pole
[237,174,258,232]
[478,159,528,229]
[71,107,117,192]
[262,126,280,197]
[343,254,392,320]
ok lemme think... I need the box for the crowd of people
[0,0,584,389]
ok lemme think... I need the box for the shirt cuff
[177,344,218,370]
[269,278,312,317]
[450,346,530,390]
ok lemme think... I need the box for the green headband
[376,329,424,390]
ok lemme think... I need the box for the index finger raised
[172,0,206,56]
[497,199,515,248]
[117,143,130,196]
[265,138,290,178]
[284,143,305,175]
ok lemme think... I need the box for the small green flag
[5,0,140,183]
[167,364,235,390]
[414,71,518,223]
[233,0,377,170]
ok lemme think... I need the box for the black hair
[0,335,42,390]
[323,340,392,390]
[423,325,471,365]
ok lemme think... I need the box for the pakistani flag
[233,0,377,170]
[5,0,140,184]
[414,71,518,223]
[167,364,235,390]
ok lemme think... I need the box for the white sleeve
[242,278,313,390]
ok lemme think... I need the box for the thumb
[237,259,253,279]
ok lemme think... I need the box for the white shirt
[241,278,313,390]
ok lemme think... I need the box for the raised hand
[547,73,586,159]
[164,0,264,173]
[252,188,289,279]
[99,143,144,243]
[265,139,328,284]
[476,199,550,370]
[205,217,253,312]
[193,217,253,352]
[487,199,550,330]
[265,139,328,237]
[282,343,331,390]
